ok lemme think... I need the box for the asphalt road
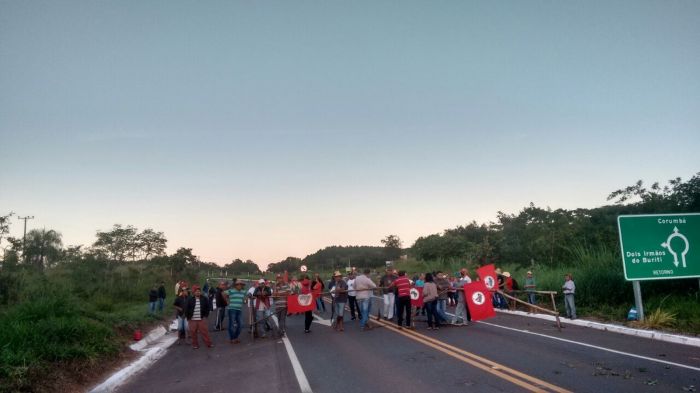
[115,298,699,393]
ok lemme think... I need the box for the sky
[1,1,698,268]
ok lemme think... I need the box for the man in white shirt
[347,273,361,320]
[451,268,472,325]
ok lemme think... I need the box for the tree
[0,212,14,261]
[93,224,138,263]
[225,258,261,275]
[266,257,302,273]
[24,229,63,269]
[381,235,403,261]
[169,247,199,275]
[136,228,167,260]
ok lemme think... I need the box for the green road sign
[618,213,700,281]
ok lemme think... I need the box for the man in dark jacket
[214,281,228,330]
[157,282,166,313]
[186,285,213,349]
[148,285,158,314]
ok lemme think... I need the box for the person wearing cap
[525,271,537,305]
[379,268,398,320]
[185,285,213,349]
[253,279,272,338]
[331,271,348,332]
[273,275,291,337]
[225,280,246,343]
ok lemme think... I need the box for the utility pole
[17,215,34,261]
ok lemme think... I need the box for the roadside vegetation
[0,173,698,391]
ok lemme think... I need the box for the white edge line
[272,315,313,393]
[477,320,700,372]
[496,309,700,348]
[89,335,178,393]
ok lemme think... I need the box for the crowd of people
[161,268,576,350]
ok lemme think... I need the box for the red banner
[410,287,423,307]
[476,264,498,292]
[287,293,315,313]
[464,281,496,321]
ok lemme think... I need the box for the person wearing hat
[185,285,213,349]
[331,271,348,332]
[253,279,272,338]
[525,271,536,305]
[224,280,246,343]
[451,268,472,326]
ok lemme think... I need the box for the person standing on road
[562,274,577,319]
[423,273,440,330]
[379,268,397,321]
[148,285,158,314]
[332,271,348,332]
[392,270,412,329]
[273,275,291,337]
[311,273,326,313]
[173,288,189,344]
[300,274,314,333]
[354,268,377,331]
[253,279,272,338]
[451,268,472,326]
[186,285,213,349]
[225,280,246,344]
[346,272,361,321]
[435,272,451,324]
[525,271,537,305]
[214,281,228,331]
[157,282,166,313]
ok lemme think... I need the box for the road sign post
[618,213,700,321]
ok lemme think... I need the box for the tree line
[411,173,699,268]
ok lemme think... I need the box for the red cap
[192,285,201,291]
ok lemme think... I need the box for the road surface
[115,297,699,393]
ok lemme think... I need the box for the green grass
[0,295,170,392]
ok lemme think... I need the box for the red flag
[476,264,498,292]
[287,293,315,314]
[464,281,496,321]
[410,287,423,307]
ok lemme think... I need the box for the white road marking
[478,320,700,372]
[312,314,332,326]
[271,316,313,393]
